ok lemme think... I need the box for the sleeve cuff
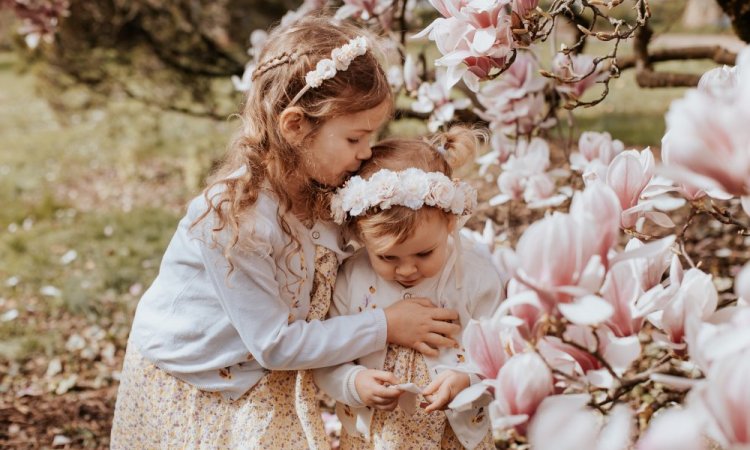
[371,308,388,351]
[344,366,367,407]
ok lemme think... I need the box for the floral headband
[330,168,477,225]
[289,36,368,105]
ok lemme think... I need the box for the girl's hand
[354,369,403,411]
[421,370,471,413]
[384,298,461,357]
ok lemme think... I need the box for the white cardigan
[129,188,388,400]
[313,236,504,449]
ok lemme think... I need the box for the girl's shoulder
[185,186,284,249]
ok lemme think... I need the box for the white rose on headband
[306,59,337,88]
[450,188,467,215]
[331,37,367,71]
[368,169,400,209]
[400,168,430,210]
[342,176,370,216]
[425,179,457,209]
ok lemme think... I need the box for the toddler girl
[314,126,504,449]
[110,16,462,449]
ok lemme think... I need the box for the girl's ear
[279,107,313,145]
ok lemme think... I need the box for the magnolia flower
[335,0,394,20]
[412,69,472,131]
[529,394,634,450]
[635,408,705,450]
[570,131,624,172]
[415,0,515,89]
[552,52,606,100]
[512,0,539,18]
[696,350,750,448]
[648,267,718,348]
[489,352,554,433]
[661,47,750,213]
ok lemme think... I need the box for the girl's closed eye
[347,137,360,144]
[378,254,396,261]
[417,250,434,258]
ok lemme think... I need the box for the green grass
[0,52,230,362]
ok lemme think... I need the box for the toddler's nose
[396,264,417,277]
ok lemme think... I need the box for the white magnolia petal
[448,381,491,411]
[558,295,614,325]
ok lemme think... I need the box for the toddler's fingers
[423,387,451,413]
[372,385,403,400]
[371,370,399,386]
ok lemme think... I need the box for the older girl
[110,16,460,449]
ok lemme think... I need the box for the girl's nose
[357,144,372,161]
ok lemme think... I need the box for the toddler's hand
[354,369,403,411]
[421,370,470,413]
[384,298,461,357]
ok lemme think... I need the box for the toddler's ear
[447,215,458,233]
[279,107,313,146]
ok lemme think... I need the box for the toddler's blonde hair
[350,125,485,254]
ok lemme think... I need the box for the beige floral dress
[339,345,495,450]
[110,245,337,449]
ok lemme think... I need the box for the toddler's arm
[313,364,402,411]
[421,369,471,412]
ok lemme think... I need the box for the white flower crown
[289,36,368,105]
[330,168,477,225]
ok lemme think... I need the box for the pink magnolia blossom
[529,394,634,450]
[696,350,750,448]
[570,131,624,172]
[662,46,750,210]
[335,0,393,20]
[489,352,554,433]
[648,267,718,348]
[540,325,640,388]
[661,131,733,201]
[463,317,514,379]
[569,181,621,268]
[636,408,705,450]
[411,69,472,131]
[735,262,750,303]
[599,148,674,229]
[476,54,554,136]
[415,0,515,89]
[512,0,539,18]
[685,306,750,374]
[489,138,569,208]
[552,52,606,100]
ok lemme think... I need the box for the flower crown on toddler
[289,36,368,105]
[330,167,477,225]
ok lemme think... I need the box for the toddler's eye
[378,255,396,261]
[417,250,434,258]
[347,138,360,144]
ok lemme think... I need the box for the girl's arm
[199,226,387,371]
[198,225,460,370]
